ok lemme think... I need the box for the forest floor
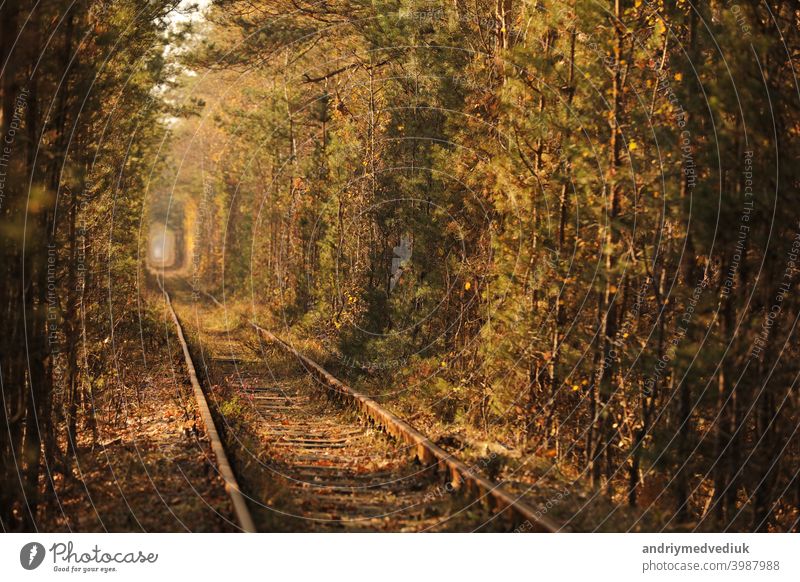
[37,280,672,532]
[39,300,237,532]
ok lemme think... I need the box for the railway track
[159,279,256,532]
[160,279,558,532]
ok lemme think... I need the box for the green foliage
[176,0,800,530]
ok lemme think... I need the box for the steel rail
[186,282,558,532]
[251,323,559,533]
[159,280,257,533]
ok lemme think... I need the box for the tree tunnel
[148,222,179,269]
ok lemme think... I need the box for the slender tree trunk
[591,0,624,490]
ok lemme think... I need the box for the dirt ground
[38,307,237,533]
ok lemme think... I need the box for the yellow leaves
[609,284,618,293]
[26,185,53,214]
[628,140,639,152]
[674,72,683,81]
[440,360,447,368]
[464,281,471,290]
[572,378,590,392]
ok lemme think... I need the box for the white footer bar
[1,533,798,581]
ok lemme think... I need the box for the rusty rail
[159,279,257,533]
[185,282,558,532]
[251,324,558,532]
